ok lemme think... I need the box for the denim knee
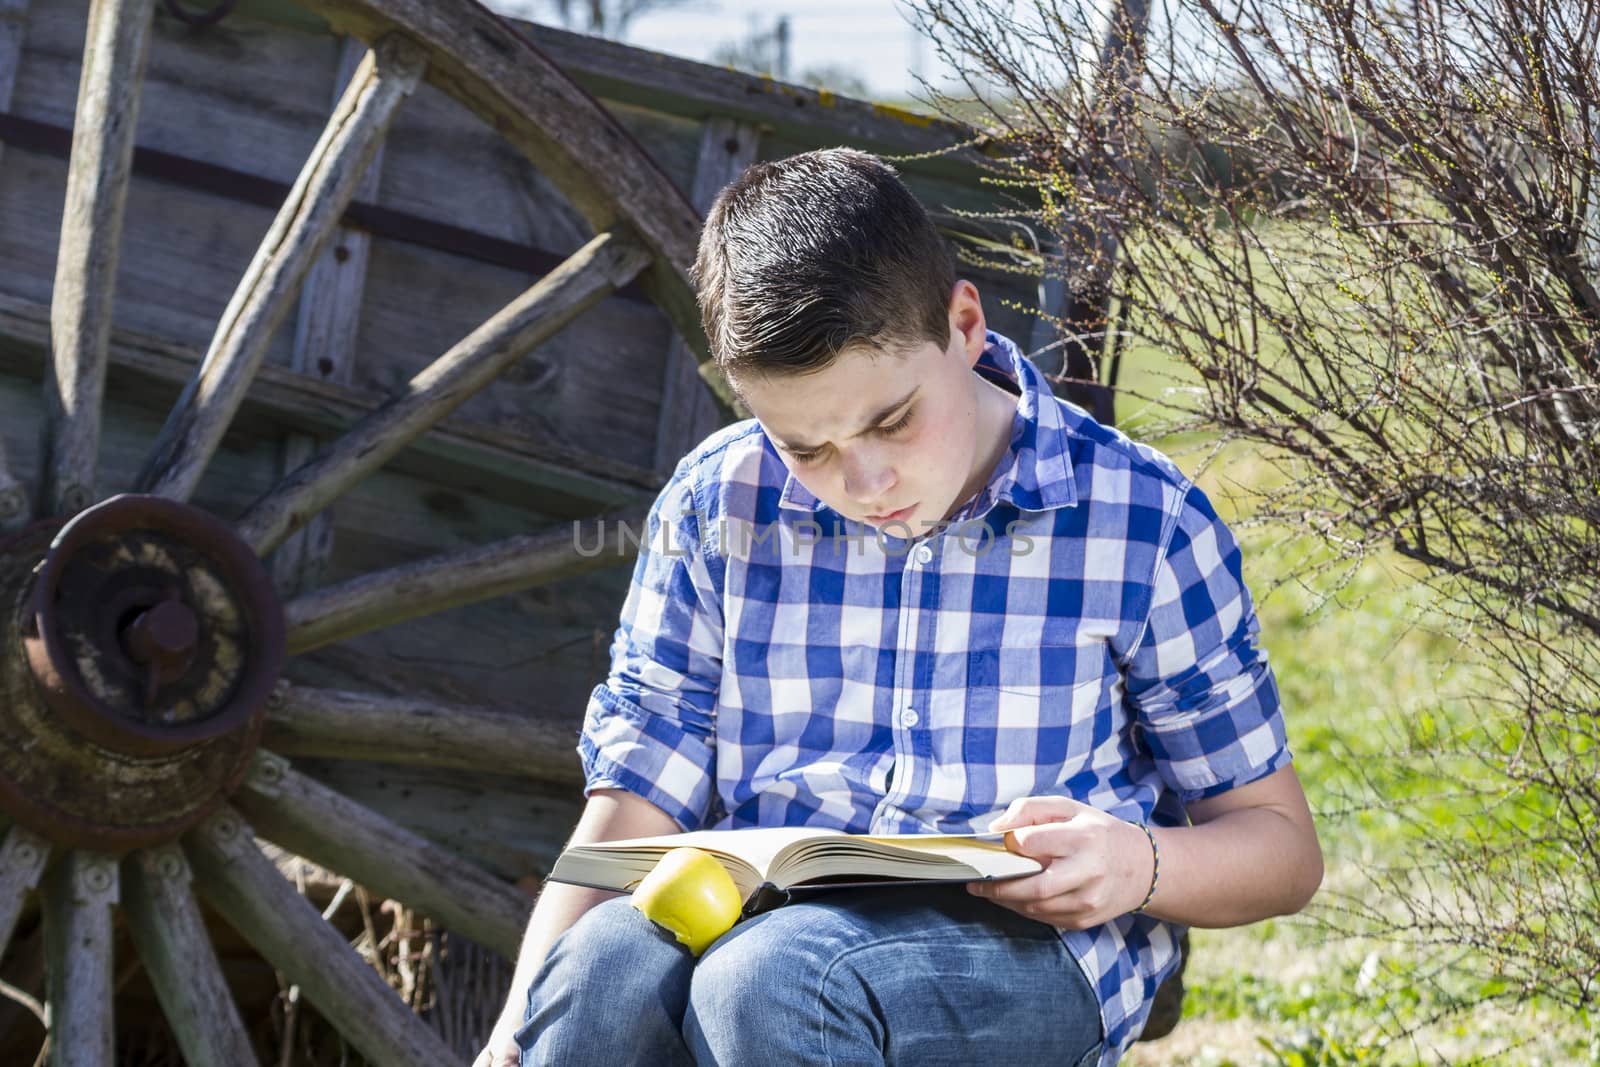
[518,897,696,1067]
[683,908,879,1063]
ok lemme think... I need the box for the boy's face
[733,281,1013,537]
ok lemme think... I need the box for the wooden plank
[0,0,28,173]
[0,433,23,530]
[263,683,583,787]
[295,758,581,884]
[237,1,994,180]
[281,505,641,654]
[184,806,460,1067]
[0,291,660,514]
[41,0,156,515]
[0,824,49,958]
[654,117,759,473]
[234,228,654,556]
[138,34,426,504]
[121,845,260,1067]
[235,752,531,956]
[41,851,119,1067]
[275,36,385,596]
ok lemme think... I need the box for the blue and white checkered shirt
[580,331,1291,1063]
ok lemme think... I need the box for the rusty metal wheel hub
[0,495,284,851]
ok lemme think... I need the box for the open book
[548,826,1043,916]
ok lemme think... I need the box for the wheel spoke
[41,0,157,516]
[122,845,260,1067]
[281,506,640,654]
[0,825,50,959]
[136,34,427,504]
[234,228,653,556]
[0,444,24,531]
[264,683,581,786]
[184,807,458,1067]
[41,851,118,1067]
[236,753,531,956]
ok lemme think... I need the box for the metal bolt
[0,488,23,520]
[59,484,92,516]
[11,843,38,868]
[267,679,290,710]
[154,850,185,881]
[82,861,114,894]
[210,813,241,841]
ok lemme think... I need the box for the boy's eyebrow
[774,388,919,452]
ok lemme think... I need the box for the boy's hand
[472,1017,521,1067]
[966,795,1155,930]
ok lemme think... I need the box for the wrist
[1125,820,1160,915]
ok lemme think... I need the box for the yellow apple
[630,846,743,956]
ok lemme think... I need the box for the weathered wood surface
[296,758,582,883]
[121,845,261,1067]
[0,824,49,959]
[185,807,460,1067]
[41,851,119,1067]
[0,0,29,172]
[264,683,583,786]
[139,33,426,504]
[0,291,659,512]
[275,37,384,595]
[290,0,718,397]
[655,116,761,472]
[282,505,641,654]
[242,1,995,184]
[41,0,155,515]
[236,228,654,555]
[0,435,23,530]
[236,752,532,956]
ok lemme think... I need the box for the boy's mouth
[865,503,918,525]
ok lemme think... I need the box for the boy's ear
[948,280,987,366]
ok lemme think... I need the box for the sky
[489,0,939,101]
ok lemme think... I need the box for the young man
[476,148,1322,1066]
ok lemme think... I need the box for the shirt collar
[777,331,1078,517]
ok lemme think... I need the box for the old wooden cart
[0,0,1098,1062]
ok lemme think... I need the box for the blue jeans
[516,885,1105,1066]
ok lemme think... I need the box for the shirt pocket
[959,644,1109,785]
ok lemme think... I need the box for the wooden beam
[40,0,156,516]
[184,806,460,1067]
[0,436,24,532]
[121,845,261,1067]
[0,0,30,172]
[0,825,49,959]
[0,292,660,513]
[273,36,385,597]
[236,752,531,957]
[264,683,582,786]
[654,117,760,473]
[234,228,653,556]
[41,851,119,1067]
[137,34,426,504]
[237,1,995,181]
[281,506,641,654]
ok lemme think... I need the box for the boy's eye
[785,407,913,466]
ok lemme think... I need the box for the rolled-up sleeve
[1124,484,1290,802]
[579,471,723,830]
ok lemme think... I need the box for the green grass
[1113,387,1599,1063]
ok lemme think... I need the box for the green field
[1110,385,1598,1063]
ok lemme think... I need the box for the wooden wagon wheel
[0,1,737,1062]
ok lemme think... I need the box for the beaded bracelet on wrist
[1130,821,1160,915]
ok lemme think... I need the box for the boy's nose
[841,450,896,506]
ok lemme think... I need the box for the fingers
[988,794,1091,832]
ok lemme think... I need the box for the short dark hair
[691,148,957,379]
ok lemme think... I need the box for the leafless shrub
[909,0,1600,1019]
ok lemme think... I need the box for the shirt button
[899,707,920,728]
[912,544,934,565]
